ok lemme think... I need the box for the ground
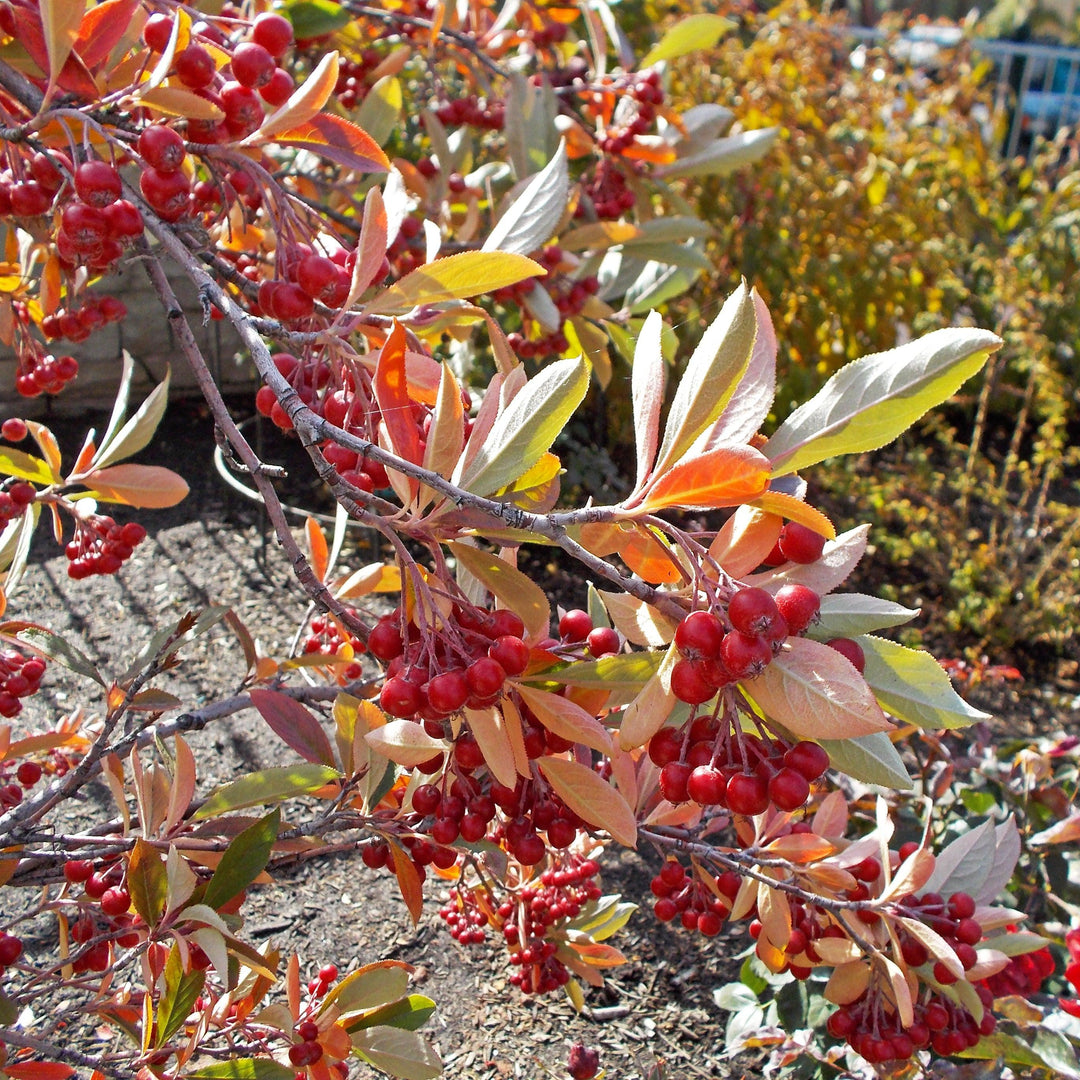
[5,399,1063,1080]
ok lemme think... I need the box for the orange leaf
[4,1064,76,1080]
[250,50,340,140]
[619,138,678,165]
[764,833,836,862]
[305,517,329,583]
[618,527,684,585]
[265,114,390,173]
[514,684,612,754]
[708,505,782,578]
[40,252,61,317]
[825,960,871,1005]
[137,85,225,120]
[82,464,189,508]
[751,489,836,540]
[464,706,517,789]
[538,756,637,847]
[373,320,422,503]
[390,841,424,925]
[637,445,771,513]
[9,4,96,98]
[74,0,139,69]
[40,0,87,93]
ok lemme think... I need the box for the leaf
[365,251,543,316]
[650,282,757,478]
[538,756,637,846]
[640,13,734,65]
[445,542,550,642]
[630,310,665,492]
[373,322,423,503]
[896,916,963,979]
[483,140,568,255]
[819,732,912,789]
[634,445,770,513]
[268,113,390,172]
[138,85,225,119]
[365,720,445,768]
[352,1026,442,1080]
[40,0,85,94]
[458,356,589,497]
[73,0,138,69]
[248,49,339,141]
[1031,811,1080,848]
[325,960,412,1014]
[953,1033,1059,1075]
[464,706,518,789]
[763,328,1002,475]
[922,819,998,901]
[183,1060,295,1080]
[747,525,870,597]
[346,994,436,1033]
[127,837,168,927]
[656,128,779,180]
[545,651,665,691]
[203,809,280,912]
[750,491,835,541]
[814,594,921,638]
[157,945,206,1046]
[282,0,351,39]
[305,517,329,583]
[748,638,892,740]
[860,636,990,730]
[618,643,678,750]
[249,689,336,768]
[824,960,871,1005]
[420,364,464,507]
[389,843,424,925]
[514,684,612,754]
[0,448,57,485]
[12,624,104,685]
[4,1065,76,1080]
[82,464,189,508]
[355,74,403,147]
[193,764,340,819]
[91,362,171,469]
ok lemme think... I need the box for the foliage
[677,0,1080,664]
[0,1,1071,1079]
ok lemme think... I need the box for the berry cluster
[289,1021,325,1068]
[65,516,147,579]
[56,160,139,271]
[577,159,636,220]
[137,123,193,222]
[892,890,985,981]
[0,647,46,721]
[434,94,506,131]
[597,69,665,155]
[650,859,741,936]
[40,294,127,344]
[63,857,145,973]
[335,49,382,110]
[827,985,995,1063]
[256,243,353,324]
[306,962,338,998]
[980,929,1054,998]
[0,481,36,527]
[303,609,366,680]
[14,349,79,397]
[553,609,621,658]
[0,756,44,807]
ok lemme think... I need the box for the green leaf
[203,809,280,911]
[739,956,770,996]
[651,281,757,477]
[656,128,779,181]
[13,623,105,686]
[355,75,402,148]
[0,502,40,595]
[960,788,998,814]
[128,838,168,927]
[0,448,56,485]
[91,365,171,470]
[363,251,544,316]
[813,594,920,638]
[861,635,990,730]
[157,944,206,1046]
[764,328,1002,475]
[325,961,411,1015]
[458,356,589,497]
[640,13,735,65]
[281,0,350,39]
[345,994,437,1033]
[193,765,340,819]
[352,1026,442,1080]
[184,1060,296,1080]
[819,732,912,789]
[542,651,665,691]
[483,140,568,256]
[0,988,17,1025]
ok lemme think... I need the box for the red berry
[380,676,422,717]
[412,784,441,815]
[64,859,95,884]
[100,886,131,917]
[143,13,173,51]
[728,587,782,636]
[16,761,42,786]
[774,584,820,634]
[488,635,529,676]
[252,12,294,58]
[948,892,976,919]
[175,44,216,89]
[768,767,811,811]
[260,66,295,106]
[719,631,772,679]
[289,1041,324,1067]
[826,637,865,672]
[658,761,692,803]
[778,522,826,564]
[670,658,715,704]
[139,167,190,220]
[687,765,727,806]
[567,1044,600,1080]
[297,1020,320,1042]
[955,918,982,946]
[586,626,620,657]
[138,125,187,172]
[1,418,27,441]
[367,619,403,661]
[674,610,725,658]
[102,199,145,237]
[231,41,276,88]
[426,671,469,714]
[74,161,122,207]
[465,657,505,698]
[0,933,23,965]
[725,772,769,816]
[559,609,592,642]
[783,741,830,780]
[647,727,683,767]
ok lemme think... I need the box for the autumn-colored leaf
[514,684,612,754]
[249,688,336,768]
[750,490,836,540]
[708,505,782,579]
[266,113,390,173]
[365,719,445,768]
[73,0,138,69]
[248,50,340,140]
[81,464,189,508]
[305,517,329,583]
[373,321,423,504]
[464,706,518,789]
[538,756,637,846]
[137,85,225,120]
[127,837,168,927]
[390,842,424,925]
[634,444,771,513]
[4,1062,77,1080]
[445,542,550,642]
[617,526,684,584]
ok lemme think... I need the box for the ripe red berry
[138,125,187,172]
[826,637,865,672]
[231,41,276,88]
[252,12,294,58]
[948,892,976,919]
[139,167,190,220]
[674,610,725,658]
[719,631,772,679]
[102,199,145,237]
[778,522,826,564]
[259,66,294,106]
[64,859,95,884]
[647,727,683,767]
[768,767,811,811]
[143,13,173,51]
[783,740,830,781]
[773,584,820,634]
[380,676,422,718]
[728,587,782,636]
[367,619,404,661]
[488,635,529,676]
[175,44,216,89]
[670,659,715,704]
[1,418,27,442]
[586,626,620,657]
[465,657,505,699]
[297,1020,320,1042]
[288,1041,324,1067]
[558,609,592,642]
[567,1043,600,1080]
[955,917,982,946]
[100,887,131,916]
[425,671,469,714]
[0,933,23,965]
[687,765,727,806]
[74,161,122,207]
[725,772,769,816]
[658,761,692,803]
[16,761,42,786]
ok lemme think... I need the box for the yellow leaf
[750,490,835,540]
[136,85,224,120]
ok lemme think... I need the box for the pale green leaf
[813,594,921,638]
[458,356,589,496]
[352,1026,443,1080]
[861,635,990,730]
[544,651,665,691]
[652,282,756,477]
[641,13,734,66]
[326,962,410,1014]
[355,75,402,147]
[764,328,1002,475]
[363,251,543,315]
[92,366,172,470]
[656,128,779,180]
[483,140,567,256]
[0,502,41,595]
[819,732,912,790]
[184,1059,295,1080]
[97,350,137,456]
[193,764,340,819]
[15,622,105,686]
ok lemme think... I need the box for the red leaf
[73,0,138,70]
[4,1065,76,1080]
[373,320,422,503]
[9,4,97,97]
[637,444,771,512]
[271,114,390,173]
[249,689,336,768]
